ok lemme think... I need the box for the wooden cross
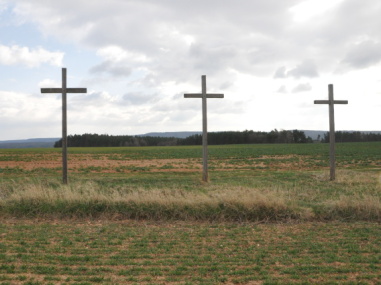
[184,75,224,182]
[41,68,87,184]
[314,84,348,181]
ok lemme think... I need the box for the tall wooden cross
[184,75,224,182]
[314,84,348,181]
[41,68,87,184]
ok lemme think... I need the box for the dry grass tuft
[0,180,301,221]
[322,194,381,221]
[1,173,380,222]
[335,170,381,185]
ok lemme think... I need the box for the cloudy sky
[0,0,380,140]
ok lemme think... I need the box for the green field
[0,221,380,284]
[0,142,380,284]
[1,142,380,221]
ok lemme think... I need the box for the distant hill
[0,138,59,149]
[301,130,381,140]
[137,131,201,138]
[301,130,327,140]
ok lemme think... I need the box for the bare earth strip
[0,153,324,173]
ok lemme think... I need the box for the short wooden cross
[314,84,348,181]
[41,68,87,184]
[184,75,224,182]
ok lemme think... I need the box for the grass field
[0,221,380,284]
[0,142,380,284]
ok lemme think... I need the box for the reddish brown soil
[0,152,321,173]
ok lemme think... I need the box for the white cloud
[0,90,61,139]
[0,90,56,113]
[96,46,150,63]
[0,1,7,13]
[89,46,151,77]
[0,45,63,67]
[289,0,345,23]
[38,79,60,88]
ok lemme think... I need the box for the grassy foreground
[0,220,380,284]
[0,143,380,284]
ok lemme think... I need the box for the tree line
[179,129,312,145]
[53,130,381,148]
[54,130,313,147]
[54,134,178,147]
[321,131,381,143]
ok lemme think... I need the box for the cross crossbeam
[184,75,224,182]
[314,84,348,181]
[41,88,86,94]
[41,68,87,184]
[184,94,224,99]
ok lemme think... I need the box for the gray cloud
[292,83,312,93]
[274,60,319,79]
[277,85,287,93]
[326,0,381,44]
[189,43,237,74]
[274,66,287,78]
[10,0,302,81]
[342,41,381,69]
[89,61,132,77]
[10,0,381,83]
[69,92,113,111]
[122,91,157,105]
[287,60,319,79]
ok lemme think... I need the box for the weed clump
[0,180,301,221]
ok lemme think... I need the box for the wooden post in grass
[314,84,348,181]
[184,75,224,182]
[41,68,87,184]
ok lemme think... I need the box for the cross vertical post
[328,85,335,181]
[184,75,224,182]
[62,68,68,184]
[201,76,208,182]
[41,68,87,184]
[314,84,348,181]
